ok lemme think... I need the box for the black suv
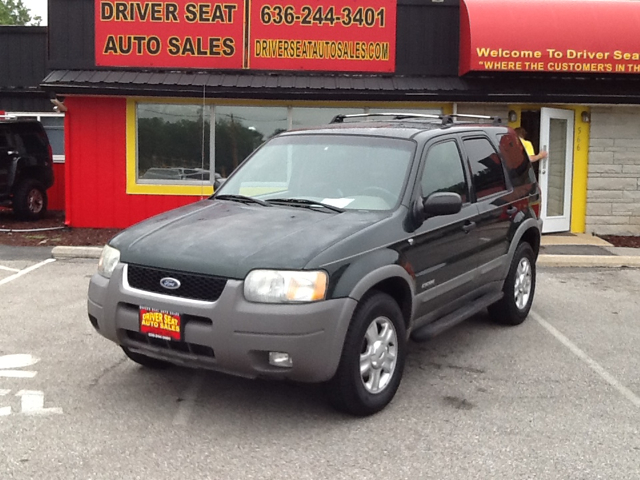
[88,113,542,416]
[0,118,54,220]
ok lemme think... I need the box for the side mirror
[417,192,462,220]
[213,173,226,190]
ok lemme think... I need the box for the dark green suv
[0,118,54,220]
[88,113,542,416]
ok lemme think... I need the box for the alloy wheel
[27,188,44,214]
[514,257,532,310]
[359,316,398,394]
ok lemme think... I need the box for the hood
[111,199,388,279]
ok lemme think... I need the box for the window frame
[419,137,471,204]
[417,135,471,206]
[126,99,215,196]
[5,112,65,163]
[495,131,536,188]
[460,134,510,202]
[126,98,448,196]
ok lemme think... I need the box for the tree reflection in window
[214,106,288,178]
[137,104,211,182]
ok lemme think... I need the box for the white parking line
[0,265,20,273]
[0,370,37,378]
[531,310,640,409]
[0,259,55,286]
[172,372,204,426]
[15,390,63,415]
[0,354,39,377]
[0,389,9,416]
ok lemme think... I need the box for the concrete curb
[52,246,102,259]
[537,254,640,268]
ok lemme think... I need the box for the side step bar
[410,292,504,342]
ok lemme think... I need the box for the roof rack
[442,114,503,126]
[330,112,503,126]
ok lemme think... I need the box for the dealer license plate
[139,307,181,341]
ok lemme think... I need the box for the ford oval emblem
[160,277,181,290]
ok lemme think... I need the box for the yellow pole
[570,107,590,233]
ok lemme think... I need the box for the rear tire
[328,292,406,416]
[489,242,536,325]
[13,179,48,221]
[122,347,172,369]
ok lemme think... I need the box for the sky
[21,0,47,25]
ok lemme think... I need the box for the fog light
[269,352,292,368]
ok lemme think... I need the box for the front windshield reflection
[216,135,415,211]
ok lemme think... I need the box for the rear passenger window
[463,137,507,199]
[497,132,536,187]
[421,140,468,202]
[20,129,48,157]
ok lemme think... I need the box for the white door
[539,108,574,233]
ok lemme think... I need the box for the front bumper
[88,264,357,383]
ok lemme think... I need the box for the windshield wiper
[215,194,271,207]
[266,198,345,213]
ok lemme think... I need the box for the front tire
[489,242,536,325]
[122,347,172,369]
[328,292,406,416]
[13,179,48,221]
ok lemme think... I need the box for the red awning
[460,0,640,75]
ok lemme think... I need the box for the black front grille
[127,264,227,302]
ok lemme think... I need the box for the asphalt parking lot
[1,251,639,480]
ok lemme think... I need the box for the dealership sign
[460,0,640,75]
[95,0,396,72]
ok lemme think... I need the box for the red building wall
[48,163,65,211]
[64,96,203,228]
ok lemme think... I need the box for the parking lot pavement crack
[414,361,486,375]
[88,357,128,388]
[443,395,475,410]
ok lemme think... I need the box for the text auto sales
[103,35,236,57]
[100,1,238,56]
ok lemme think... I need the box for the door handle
[506,206,518,217]
[462,221,476,233]
[541,144,548,174]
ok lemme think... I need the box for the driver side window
[421,140,468,203]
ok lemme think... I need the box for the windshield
[216,134,416,211]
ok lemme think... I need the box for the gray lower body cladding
[88,264,357,383]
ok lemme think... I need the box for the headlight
[244,270,328,303]
[97,245,120,279]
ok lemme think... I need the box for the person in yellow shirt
[515,127,548,163]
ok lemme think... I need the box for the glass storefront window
[137,103,211,183]
[130,102,444,192]
[367,107,441,120]
[40,116,65,157]
[214,106,288,178]
[5,113,66,161]
[292,107,364,129]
